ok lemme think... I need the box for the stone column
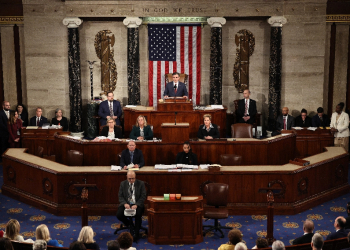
[123,17,142,105]
[0,25,17,108]
[207,17,226,105]
[63,17,83,132]
[267,16,287,131]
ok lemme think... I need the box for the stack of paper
[307,127,318,131]
[111,165,122,171]
[199,164,210,169]
[155,164,177,170]
[292,127,303,130]
[182,165,199,169]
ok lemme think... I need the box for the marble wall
[5,0,346,128]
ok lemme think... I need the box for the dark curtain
[210,27,222,105]
[68,28,82,132]
[268,27,282,131]
[127,27,140,105]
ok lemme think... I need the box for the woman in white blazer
[330,102,349,152]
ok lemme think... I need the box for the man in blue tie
[120,141,145,170]
[116,170,146,242]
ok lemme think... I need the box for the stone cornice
[62,17,83,28]
[268,16,287,27]
[327,15,350,23]
[142,17,207,24]
[0,16,23,25]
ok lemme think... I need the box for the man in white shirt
[276,107,295,131]
[163,72,188,98]
[0,101,10,162]
[330,102,349,152]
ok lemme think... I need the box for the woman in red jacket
[7,111,22,148]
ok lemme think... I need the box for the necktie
[283,116,286,130]
[109,102,113,117]
[37,117,39,126]
[174,84,177,94]
[244,100,248,116]
[130,151,134,163]
[128,184,133,204]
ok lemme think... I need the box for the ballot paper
[292,127,303,130]
[199,164,210,169]
[182,165,199,169]
[127,163,134,169]
[181,169,193,172]
[168,169,182,172]
[211,105,224,109]
[124,209,136,216]
[111,165,122,171]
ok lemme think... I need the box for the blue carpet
[1,164,350,250]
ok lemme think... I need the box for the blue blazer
[120,148,144,168]
[29,116,48,127]
[163,81,188,97]
[98,100,122,126]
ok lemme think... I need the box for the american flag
[148,24,201,106]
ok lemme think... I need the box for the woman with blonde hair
[35,224,62,247]
[77,226,99,250]
[100,117,122,139]
[4,219,24,242]
[129,115,153,140]
[197,114,220,139]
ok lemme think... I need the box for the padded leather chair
[219,154,242,166]
[165,73,189,85]
[35,146,44,158]
[67,150,83,166]
[203,183,232,238]
[231,123,253,138]
[99,125,123,135]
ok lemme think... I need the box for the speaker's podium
[147,196,204,244]
[158,97,193,111]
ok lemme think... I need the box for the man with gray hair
[311,233,323,250]
[293,219,315,245]
[272,240,285,250]
[234,242,247,250]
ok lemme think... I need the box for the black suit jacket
[292,233,314,245]
[29,116,48,127]
[237,99,257,124]
[276,114,295,130]
[0,110,9,137]
[163,81,188,97]
[197,124,220,139]
[120,148,144,168]
[118,179,146,207]
[295,116,312,127]
[326,228,350,240]
[175,151,198,165]
[100,125,122,138]
[98,100,122,126]
[312,114,331,127]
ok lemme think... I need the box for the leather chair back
[99,125,122,134]
[36,146,44,158]
[204,183,229,207]
[231,123,253,138]
[67,150,84,166]
[219,154,242,166]
[165,73,189,85]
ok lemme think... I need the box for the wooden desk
[161,123,189,143]
[123,106,227,138]
[21,127,65,156]
[147,196,203,244]
[54,132,296,166]
[2,147,348,216]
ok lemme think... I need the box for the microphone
[175,112,177,125]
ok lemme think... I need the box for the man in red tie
[29,107,48,127]
[276,107,295,131]
[236,89,257,124]
[163,72,188,99]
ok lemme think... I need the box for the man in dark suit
[295,109,312,127]
[293,219,314,245]
[29,107,48,126]
[120,141,144,169]
[0,101,10,162]
[116,170,146,242]
[163,72,188,98]
[312,107,331,127]
[98,91,122,126]
[326,216,350,240]
[311,233,324,250]
[276,107,295,130]
[345,202,350,230]
[236,89,257,124]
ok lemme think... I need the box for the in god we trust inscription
[142,7,206,13]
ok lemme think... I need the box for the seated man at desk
[29,107,48,126]
[129,115,153,140]
[175,141,198,165]
[276,107,295,130]
[197,114,220,139]
[116,170,146,243]
[120,141,144,169]
[163,72,188,98]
